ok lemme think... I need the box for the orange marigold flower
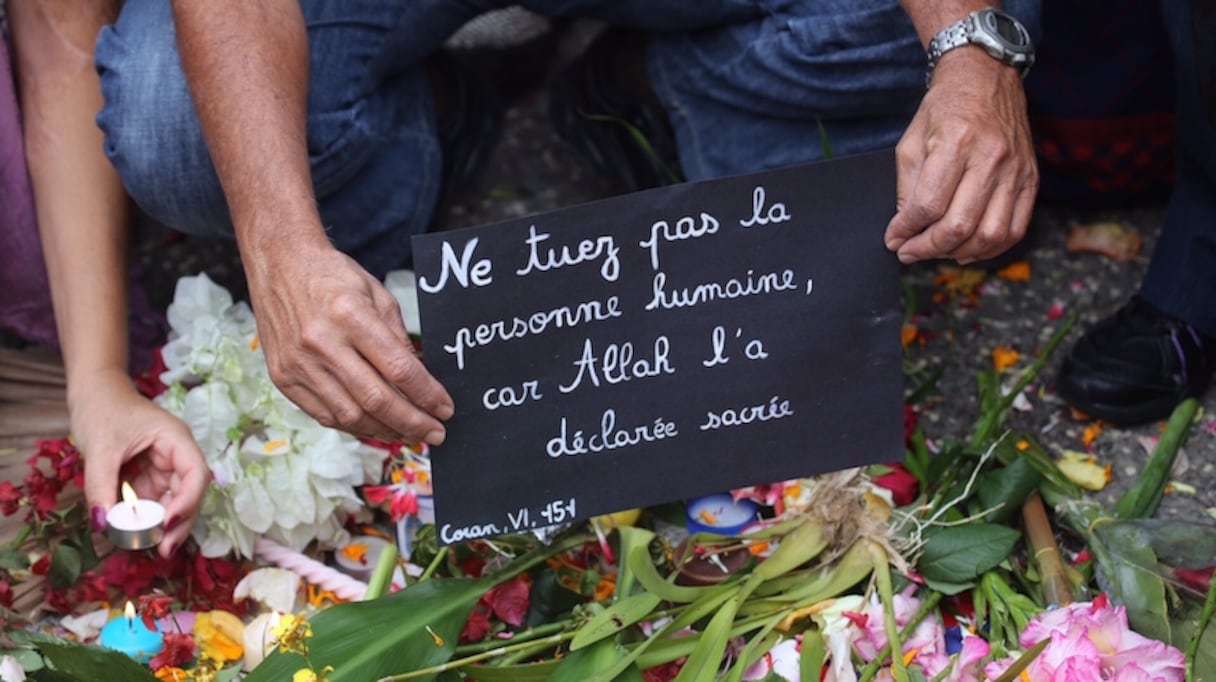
[1082,423,1103,448]
[991,347,1020,373]
[996,260,1031,281]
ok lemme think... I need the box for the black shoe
[549,29,681,195]
[1056,296,1216,425]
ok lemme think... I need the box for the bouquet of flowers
[155,275,385,558]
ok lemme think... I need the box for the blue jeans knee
[95,0,445,276]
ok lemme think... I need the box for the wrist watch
[925,8,1035,85]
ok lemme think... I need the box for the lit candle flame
[121,481,138,516]
[124,600,136,625]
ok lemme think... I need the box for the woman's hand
[71,371,211,560]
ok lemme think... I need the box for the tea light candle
[335,535,392,581]
[106,482,165,550]
[99,601,165,663]
[686,494,758,536]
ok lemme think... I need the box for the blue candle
[99,602,165,664]
[686,494,759,536]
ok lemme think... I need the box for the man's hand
[74,373,211,560]
[884,48,1038,264]
[248,243,454,445]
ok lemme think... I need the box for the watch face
[983,11,1029,47]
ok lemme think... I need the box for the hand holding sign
[413,150,904,542]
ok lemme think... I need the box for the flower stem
[970,313,1075,447]
[5,523,32,550]
[419,547,448,582]
[857,590,942,682]
[1116,397,1199,520]
[1185,572,1216,682]
[378,631,576,681]
[453,620,572,656]
[870,541,909,682]
[364,542,399,600]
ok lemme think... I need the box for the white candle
[334,535,392,581]
[106,482,166,550]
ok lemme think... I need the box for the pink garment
[0,29,58,349]
[0,30,163,370]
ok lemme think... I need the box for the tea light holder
[335,535,393,581]
[686,494,758,536]
[106,482,165,550]
[99,601,165,663]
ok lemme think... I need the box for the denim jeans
[95,0,1039,278]
[1139,0,1216,337]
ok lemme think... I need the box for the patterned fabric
[1024,1,1176,203]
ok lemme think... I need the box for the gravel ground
[134,35,1216,530]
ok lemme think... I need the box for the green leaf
[921,577,975,596]
[551,639,645,682]
[212,665,244,682]
[1170,601,1216,682]
[571,591,663,651]
[917,524,1020,584]
[33,640,157,681]
[799,630,825,682]
[672,596,740,682]
[0,647,44,672]
[1092,523,1171,642]
[464,659,562,682]
[0,549,30,571]
[525,570,585,629]
[628,542,723,603]
[614,526,654,601]
[245,576,492,682]
[48,544,82,589]
[976,456,1041,524]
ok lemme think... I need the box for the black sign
[412,150,904,544]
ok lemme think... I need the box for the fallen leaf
[991,347,1020,373]
[1082,423,1103,448]
[1065,222,1142,262]
[995,261,1031,281]
[1057,449,1112,491]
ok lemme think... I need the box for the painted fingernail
[91,505,108,533]
[165,515,181,533]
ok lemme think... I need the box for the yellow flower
[194,611,245,663]
[153,667,189,682]
[272,613,315,656]
[293,669,318,682]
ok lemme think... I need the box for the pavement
[135,28,1216,529]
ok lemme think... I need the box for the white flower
[0,655,26,682]
[158,275,385,559]
[384,269,422,335]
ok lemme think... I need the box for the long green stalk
[380,632,577,681]
[871,542,909,682]
[1116,398,1199,519]
[857,591,942,682]
[971,314,1076,447]
[1185,574,1216,682]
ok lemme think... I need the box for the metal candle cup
[106,483,165,550]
